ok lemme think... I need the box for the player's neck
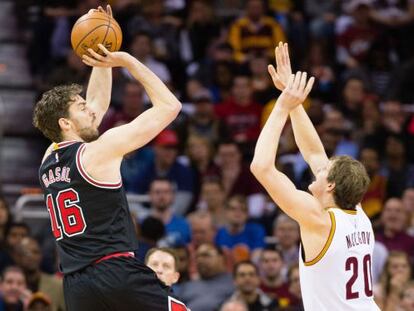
[62,132,83,143]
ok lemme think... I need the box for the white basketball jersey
[299,206,381,311]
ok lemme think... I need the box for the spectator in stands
[285,264,304,311]
[376,198,414,258]
[304,0,336,39]
[185,135,217,206]
[0,266,31,311]
[188,211,216,251]
[322,107,359,158]
[197,179,227,226]
[360,147,387,220]
[375,252,412,311]
[248,54,276,106]
[176,89,228,148]
[173,246,190,283]
[145,247,180,287]
[339,76,366,127]
[216,195,266,263]
[144,178,191,247]
[180,0,221,63]
[187,211,217,278]
[133,129,194,215]
[127,0,181,65]
[273,214,300,267]
[301,41,336,102]
[0,196,12,245]
[15,237,65,311]
[212,141,264,204]
[228,0,285,63]
[381,100,406,137]
[39,51,88,94]
[176,243,234,311]
[383,135,414,198]
[27,292,52,311]
[403,188,414,236]
[230,260,279,311]
[215,75,263,154]
[336,1,378,71]
[99,82,146,133]
[0,223,30,271]
[135,216,165,262]
[220,299,248,311]
[399,282,414,311]
[259,248,290,304]
[126,31,171,85]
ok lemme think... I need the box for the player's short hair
[327,156,370,210]
[33,84,83,142]
[145,247,179,272]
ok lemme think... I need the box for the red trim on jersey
[56,140,79,149]
[94,251,134,264]
[168,296,189,311]
[75,144,122,189]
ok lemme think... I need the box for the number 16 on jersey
[46,188,87,240]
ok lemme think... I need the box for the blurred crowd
[2,0,414,310]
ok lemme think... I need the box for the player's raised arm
[250,72,323,226]
[269,42,329,175]
[82,44,181,159]
[84,5,113,125]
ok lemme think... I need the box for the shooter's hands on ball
[82,44,130,68]
[88,4,113,17]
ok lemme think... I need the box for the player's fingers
[97,6,104,12]
[284,43,291,67]
[277,42,283,66]
[87,48,105,61]
[268,64,276,77]
[304,77,315,97]
[293,71,301,90]
[82,59,93,67]
[82,54,101,65]
[300,72,307,91]
[97,44,110,56]
[107,5,113,17]
[286,74,295,89]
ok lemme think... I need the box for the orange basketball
[71,11,122,58]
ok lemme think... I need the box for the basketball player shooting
[33,6,189,311]
[250,43,380,311]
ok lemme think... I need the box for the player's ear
[58,117,72,131]
[327,182,335,193]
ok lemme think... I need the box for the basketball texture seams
[71,11,123,58]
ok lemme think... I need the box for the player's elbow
[168,99,182,116]
[250,160,267,177]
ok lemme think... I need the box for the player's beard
[79,126,99,142]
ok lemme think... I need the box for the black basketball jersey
[39,141,138,274]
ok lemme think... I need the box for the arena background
[0,0,414,310]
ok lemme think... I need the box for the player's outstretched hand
[89,4,113,17]
[82,44,131,68]
[268,42,292,91]
[277,71,314,111]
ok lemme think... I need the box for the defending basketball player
[250,43,380,311]
[33,6,189,311]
